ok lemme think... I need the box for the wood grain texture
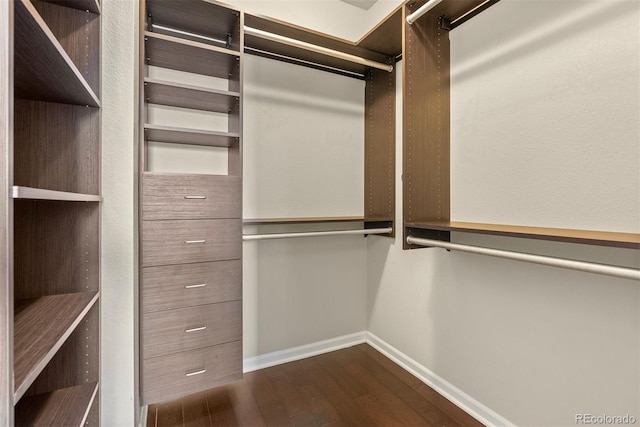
[144,124,239,147]
[14,99,100,194]
[146,0,240,51]
[142,300,241,359]
[227,26,242,177]
[0,1,13,421]
[142,219,242,267]
[357,5,403,57]
[144,78,240,113]
[12,186,101,202]
[15,382,98,427]
[145,31,240,79]
[147,344,482,427]
[31,0,100,96]
[402,4,451,248]
[365,67,396,237]
[142,340,243,405]
[13,292,98,400]
[143,173,241,220]
[243,216,368,225]
[408,221,640,249]
[43,0,100,15]
[14,200,100,299]
[14,0,99,106]
[142,260,241,313]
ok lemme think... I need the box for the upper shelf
[14,291,99,401]
[144,78,240,113]
[145,32,240,79]
[144,124,240,147]
[43,0,101,14]
[12,186,101,202]
[244,216,394,225]
[357,4,402,57]
[14,0,100,107]
[406,221,640,249]
[146,0,241,51]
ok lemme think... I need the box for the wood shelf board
[406,221,640,249]
[15,382,98,426]
[144,124,239,147]
[14,0,100,107]
[243,216,371,225]
[357,4,403,57]
[146,0,239,47]
[14,292,99,401]
[12,186,101,202]
[145,32,240,79]
[408,0,491,23]
[43,0,100,15]
[144,78,240,113]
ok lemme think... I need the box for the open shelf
[244,216,394,225]
[14,0,100,106]
[144,124,239,147]
[147,0,240,51]
[144,78,240,113]
[15,382,98,427]
[406,221,640,249]
[14,292,99,401]
[145,32,240,79]
[12,186,101,202]
[43,0,101,15]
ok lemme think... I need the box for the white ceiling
[339,0,379,11]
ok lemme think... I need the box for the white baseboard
[243,331,367,372]
[366,332,515,427]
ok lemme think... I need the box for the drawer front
[142,300,241,359]
[143,173,241,220]
[142,219,241,266]
[141,260,241,313]
[142,340,242,405]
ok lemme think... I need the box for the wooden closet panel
[142,260,241,313]
[142,219,241,267]
[14,99,100,195]
[142,340,242,405]
[14,201,99,299]
[365,66,395,231]
[31,0,100,95]
[23,305,99,396]
[143,174,241,220]
[402,5,451,248]
[142,300,241,359]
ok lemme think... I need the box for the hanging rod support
[243,26,393,73]
[406,236,640,281]
[406,0,444,25]
[244,227,393,241]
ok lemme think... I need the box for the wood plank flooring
[146,344,483,427]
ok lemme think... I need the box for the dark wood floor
[146,344,484,427]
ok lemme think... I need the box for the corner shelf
[43,0,101,15]
[406,221,640,249]
[12,186,102,202]
[14,292,99,401]
[15,382,98,427]
[144,124,240,147]
[144,78,240,113]
[145,31,240,79]
[14,0,100,107]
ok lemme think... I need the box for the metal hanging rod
[406,0,444,25]
[244,227,393,241]
[151,23,228,46]
[406,236,640,281]
[243,26,393,73]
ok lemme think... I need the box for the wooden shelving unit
[144,124,239,147]
[15,382,98,427]
[144,79,240,113]
[1,0,102,423]
[244,216,395,225]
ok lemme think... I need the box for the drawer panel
[142,173,241,220]
[142,340,242,405]
[142,260,241,313]
[142,300,241,359]
[142,219,241,266]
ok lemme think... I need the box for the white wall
[101,0,138,425]
[368,1,640,426]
